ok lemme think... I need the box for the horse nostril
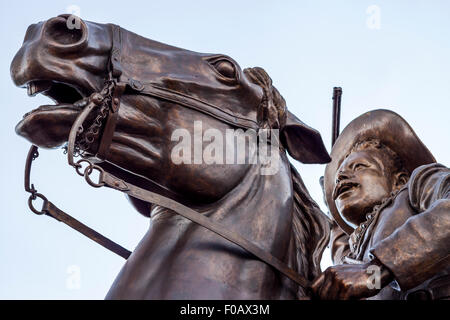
[43,16,87,50]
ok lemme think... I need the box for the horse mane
[290,163,331,297]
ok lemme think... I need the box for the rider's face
[333,149,397,228]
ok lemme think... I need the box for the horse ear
[281,111,331,164]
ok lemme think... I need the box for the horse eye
[212,59,236,79]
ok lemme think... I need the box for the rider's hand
[310,259,393,300]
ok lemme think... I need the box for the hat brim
[324,109,436,235]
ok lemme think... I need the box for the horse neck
[144,153,301,299]
[199,152,295,255]
[149,151,295,256]
[196,153,329,287]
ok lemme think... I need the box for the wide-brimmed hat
[324,109,436,235]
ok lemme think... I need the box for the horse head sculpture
[11,15,331,299]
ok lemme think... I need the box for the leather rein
[23,25,311,290]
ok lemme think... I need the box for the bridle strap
[96,82,126,160]
[43,200,132,259]
[96,24,125,160]
[25,143,310,288]
[127,81,259,130]
[28,24,312,290]
[25,145,131,259]
[97,168,310,288]
[110,24,123,79]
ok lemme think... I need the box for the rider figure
[312,109,450,300]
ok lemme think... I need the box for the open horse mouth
[15,78,93,148]
[21,80,86,119]
[10,15,104,148]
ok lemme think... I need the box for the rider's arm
[370,163,450,291]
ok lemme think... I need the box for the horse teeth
[27,81,52,97]
[27,82,37,96]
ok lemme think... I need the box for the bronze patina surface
[314,110,449,300]
[11,15,332,299]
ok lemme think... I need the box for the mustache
[332,179,360,200]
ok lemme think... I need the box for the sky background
[0,0,449,299]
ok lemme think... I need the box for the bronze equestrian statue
[313,110,450,300]
[11,15,332,299]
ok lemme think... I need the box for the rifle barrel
[332,87,342,147]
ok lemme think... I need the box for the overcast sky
[1,0,449,299]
